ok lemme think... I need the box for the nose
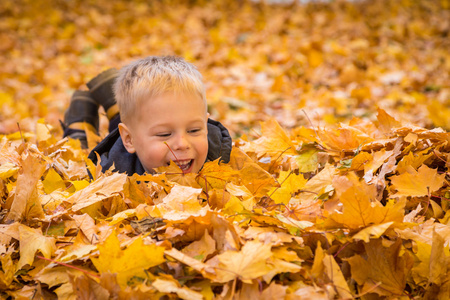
[172,133,190,151]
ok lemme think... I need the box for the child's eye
[156,133,171,137]
[188,129,201,134]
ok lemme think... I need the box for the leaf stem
[164,142,185,174]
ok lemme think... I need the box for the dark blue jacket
[88,119,232,175]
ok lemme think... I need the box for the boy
[63,56,232,175]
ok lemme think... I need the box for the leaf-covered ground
[1,0,450,299]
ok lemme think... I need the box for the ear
[206,112,210,119]
[118,123,136,154]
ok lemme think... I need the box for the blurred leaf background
[1,0,449,138]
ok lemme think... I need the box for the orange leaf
[241,118,296,158]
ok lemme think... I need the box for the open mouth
[172,159,193,172]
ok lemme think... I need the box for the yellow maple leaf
[410,230,449,286]
[66,172,127,212]
[0,162,19,180]
[269,171,307,204]
[229,147,276,196]
[17,224,56,271]
[322,254,353,299]
[43,168,66,194]
[154,185,207,221]
[300,163,335,202]
[214,241,274,283]
[91,231,165,288]
[352,222,394,243]
[349,151,372,171]
[197,159,239,190]
[330,185,405,229]
[294,148,320,173]
[156,161,200,188]
[0,249,15,289]
[396,150,433,174]
[390,165,445,197]
[152,277,203,300]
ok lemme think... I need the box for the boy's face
[119,92,209,174]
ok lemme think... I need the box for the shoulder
[88,128,145,175]
[206,118,232,163]
[88,128,121,164]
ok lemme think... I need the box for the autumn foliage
[1,0,450,299]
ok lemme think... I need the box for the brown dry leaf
[34,266,86,299]
[6,152,46,222]
[72,213,98,244]
[181,229,216,262]
[69,273,110,300]
[347,239,413,296]
[165,248,216,280]
[237,282,287,300]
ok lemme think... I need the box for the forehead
[132,92,207,127]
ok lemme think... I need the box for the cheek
[197,137,209,158]
[138,142,168,165]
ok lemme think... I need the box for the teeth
[175,159,192,171]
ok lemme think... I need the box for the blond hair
[114,56,206,124]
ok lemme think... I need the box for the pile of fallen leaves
[1,109,450,299]
[1,0,450,299]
